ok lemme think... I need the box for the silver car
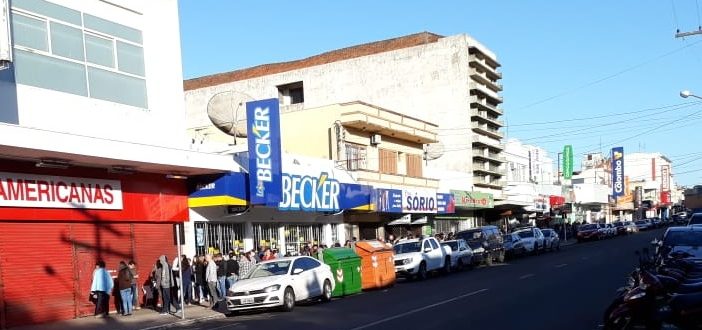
[540,228,561,251]
[440,239,474,270]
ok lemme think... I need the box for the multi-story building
[0,0,235,326]
[572,153,612,223]
[184,32,507,199]
[625,152,677,218]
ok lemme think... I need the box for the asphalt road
[166,228,666,330]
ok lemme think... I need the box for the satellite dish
[425,141,445,160]
[206,91,254,137]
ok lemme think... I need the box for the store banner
[563,145,573,180]
[611,147,625,198]
[661,165,670,191]
[375,188,403,213]
[451,190,494,209]
[187,172,248,207]
[247,98,282,206]
[0,172,122,209]
[436,193,455,214]
[660,191,671,205]
[277,172,373,212]
[402,189,438,213]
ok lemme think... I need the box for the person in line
[154,255,180,315]
[205,254,220,307]
[238,251,256,279]
[90,260,113,318]
[180,255,193,305]
[194,255,208,304]
[214,254,227,300]
[261,248,276,261]
[117,261,134,316]
[226,252,239,291]
[127,261,139,310]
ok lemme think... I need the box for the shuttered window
[379,149,397,174]
[406,154,423,177]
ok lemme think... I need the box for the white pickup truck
[393,237,452,280]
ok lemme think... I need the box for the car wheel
[442,257,451,274]
[321,280,332,302]
[497,251,505,263]
[417,262,428,280]
[532,243,539,255]
[457,258,464,271]
[281,287,295,312]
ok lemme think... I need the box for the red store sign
[0,172,123,210]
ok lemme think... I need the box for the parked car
[541,228,561,251]
[393,237,451,280]
[503,233,527,258]
[687,213,702,226]
[577,223,603,242]
[655,226,702,261]
[634,220,651,231]
[513,227,546,254]
[440,239,474,270]
[612,221,628,236]
[456,226,505,266]
[651,217,662,228]
[623,221,638,233]
[225,256,333,313]
[601,223,616,238]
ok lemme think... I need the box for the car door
[428,238,443,269]
[290,258,312,300]
[304,258,324,297]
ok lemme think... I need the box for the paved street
[163,229,665,330]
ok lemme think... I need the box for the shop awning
[188,172,248,207]
[387,214,412,225]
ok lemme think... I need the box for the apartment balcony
[471,109,504,127]
[469,82,503,104]
[339,102,438,144]
[472,135,504,150]
[473,176,506,189]
[468,54,501,80]
[469,96,503,116]
[471,122,503,140]
[473,162,506,177]
[472,149,506,163]
[469,67,502,92]
[352,169,440,189]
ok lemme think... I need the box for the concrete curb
[138,313,226,330]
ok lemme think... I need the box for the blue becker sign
[247,99,282,206]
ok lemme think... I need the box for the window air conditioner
[370,134,382,145]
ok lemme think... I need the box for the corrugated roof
[183,32,444,91]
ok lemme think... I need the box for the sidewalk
[13,304,226,330]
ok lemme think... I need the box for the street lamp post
[680,90,702,100]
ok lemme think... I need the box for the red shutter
[0,223,75,327]
[133,223,178,297]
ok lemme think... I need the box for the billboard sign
[436,193,455,214]
[661,165,670,191]
[0,172,122,209]
[375,188,403,213]
[402,189,438,213]
[247,99,282,205]
[562,145,573,180]
[611,147,625,198]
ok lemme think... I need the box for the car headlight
[402,258,413,265]
[626,291,646,301]
[263,285,280,293]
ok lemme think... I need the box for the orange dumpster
[353,240,396,290]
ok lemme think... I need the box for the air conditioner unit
[370,134,382,145]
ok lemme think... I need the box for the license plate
[241,297,254,305]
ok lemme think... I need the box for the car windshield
[458,230,484,248]
[245,260,291,279]
[664,231,702,247]
[689,215,702,225]
[441,241,459,251]
[580,224,598,231]
[516,230,533,238]
[542,230,551,236]
[394,242,421,254]
[635,220,646,225]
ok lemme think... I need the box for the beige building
[184,32,506,199]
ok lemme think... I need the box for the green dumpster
[322,247,362,297]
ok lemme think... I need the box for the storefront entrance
[194,222,245,256]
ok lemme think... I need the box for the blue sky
[179,0,702,186]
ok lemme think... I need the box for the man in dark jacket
[117,261,134,316]
[226,252,240,291]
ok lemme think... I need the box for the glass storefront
[252,223,281,251]
[284,224,324,256]
[194,222,244,256]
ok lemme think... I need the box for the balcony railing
[470,109,504,127]
[471,122,504,139]
[469,96,503,116]
[472,135,505,150]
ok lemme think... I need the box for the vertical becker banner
[247,99,282,206]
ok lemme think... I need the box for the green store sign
[451,190,494,209]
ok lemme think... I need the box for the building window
[277,81,304,105]
[406,153,423,177]
[345,143,366,170]
[379,149,398,175]
[10,1,147,108]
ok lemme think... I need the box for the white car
[225,256,334,313]
[393,237,451,280]
[441,239,474,270]
[513,227,545,254]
